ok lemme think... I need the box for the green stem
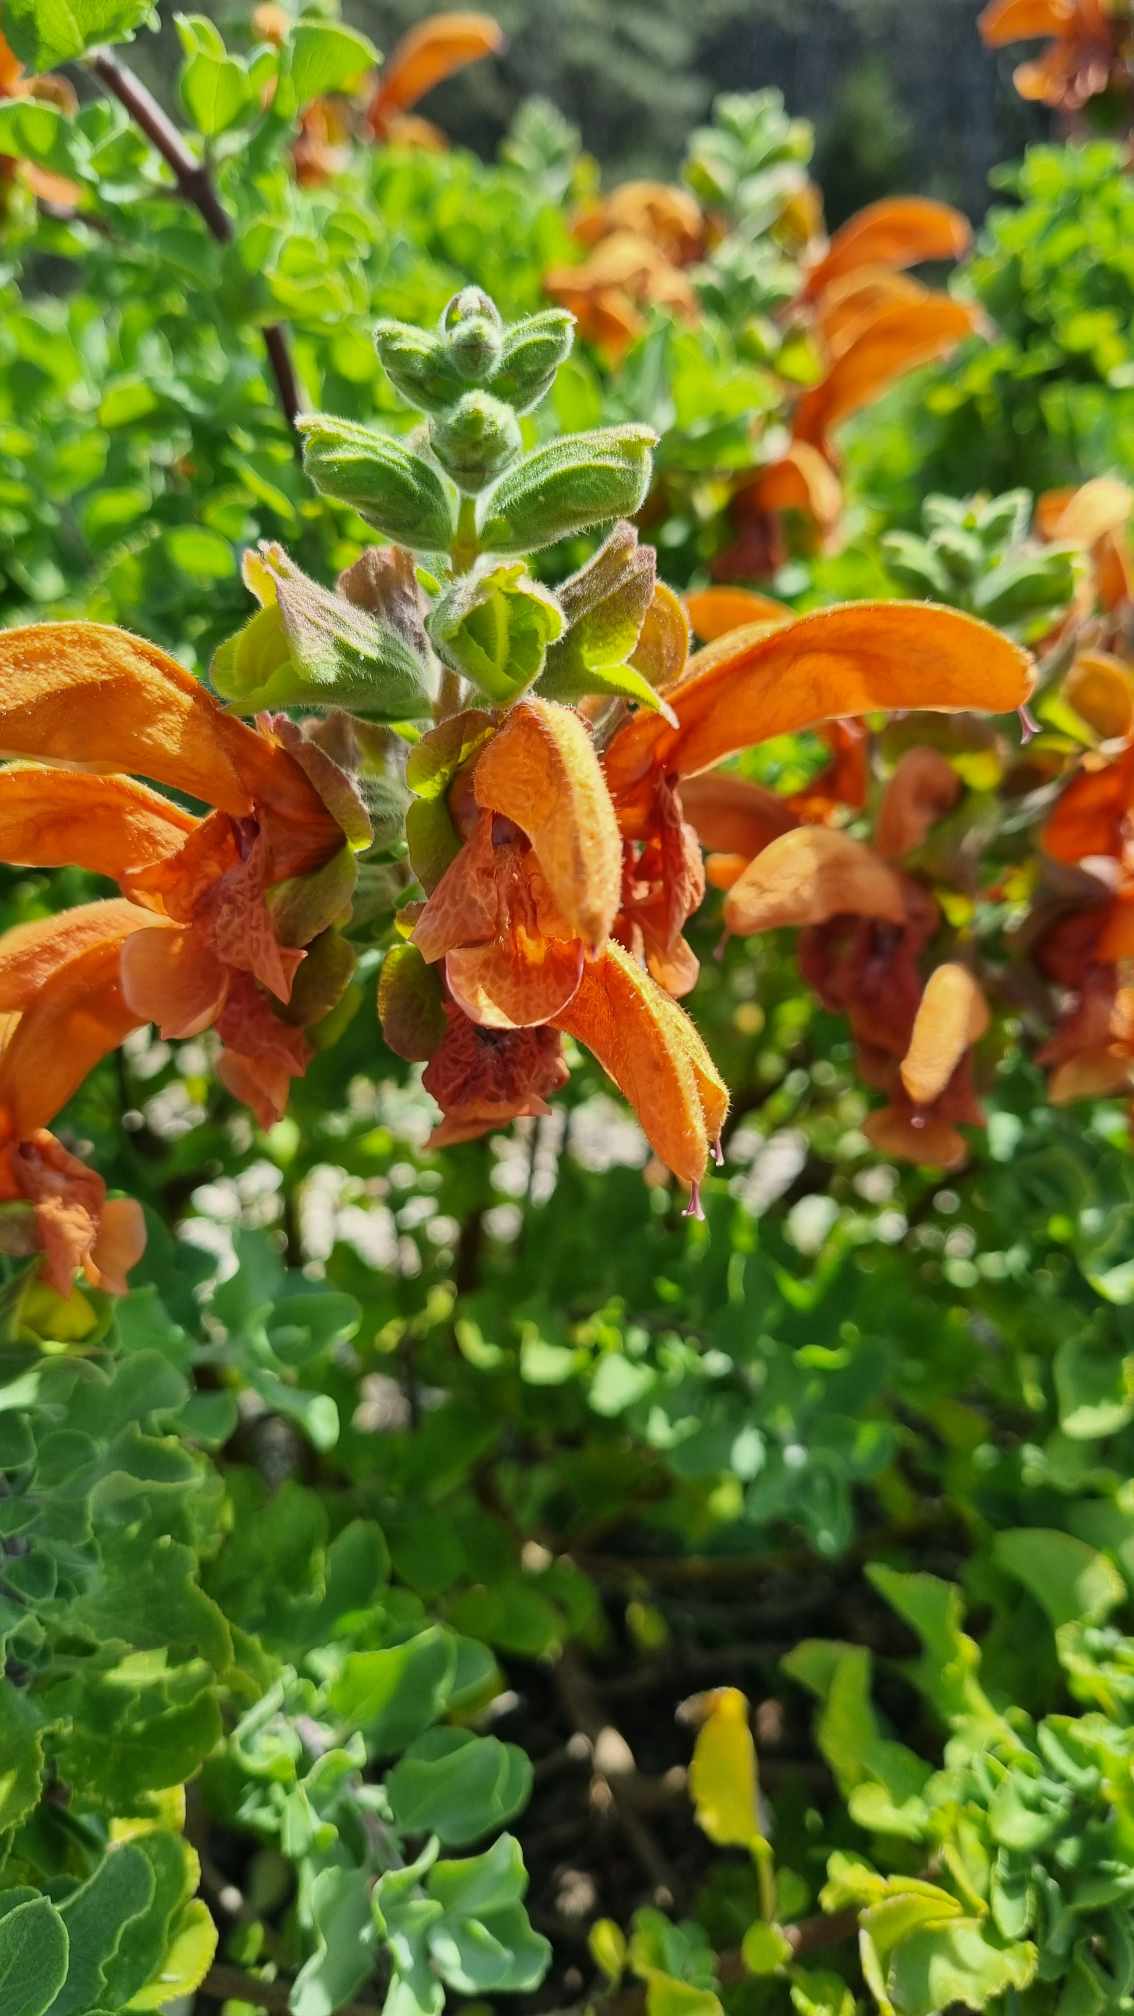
[451,494,480,575]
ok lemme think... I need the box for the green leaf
[286,20,378,103]
[994,1530,1125,1630]
[0,1900,68,2016]
[52,1845,155,2016]
[0,1680,44,1833]
[291,1867,376,2016]
[0,100,77,172]
[741,1921,792,1974]
[386,1729,532,1845]
[329,1626,457,1753]
[885,1919,1037,2016]
[3,0,153,72]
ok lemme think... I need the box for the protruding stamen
[711,1136,725,1167]
[683,1180,705,1220]
[1018,702,1040,745]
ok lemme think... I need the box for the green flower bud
[284,929,358,1031]
[429,557,565,702]
[268,844,358,950]
[373,318,466,415]
[429,392,523,494]
[211,543,433,721]
[489,310,575,414]
[882,532,952,601]
[539,524,677,720]
[443,286,504,383]
[299,413,456,552]
[477,426,657,555]
[976,489,1033,548]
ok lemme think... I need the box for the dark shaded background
[340,0,1050,219]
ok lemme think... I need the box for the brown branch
[88,49,304,440]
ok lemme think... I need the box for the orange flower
[0,623,368,1127]
[397,695,727,1203]
[979,0,1132,113]
[366,11,504,144]
[1036,477,1134,631]
[0,29,80,211]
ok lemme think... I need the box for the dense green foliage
[3,6,1134,2016]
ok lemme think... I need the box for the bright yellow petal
[604,602,1033,788]
[725,827,907,936]
[473,699,621,954]
[900,964,990,1107]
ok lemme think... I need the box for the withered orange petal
[817,270,930,360]
[88,1196,148,1296]
[446,930,584,1030]
[679,771,799,858]
[0,940,142,1137]
[1043,750,1134,865]
[368,11,503,123]
[554,939,727,1187]
[805,198,971,299]
[119,923,228,1040]
[605,602,1033,789]
[724,827,908,936]
[794,297,981,448]
[0,765,197,881]
[684,586,793,642]
[413,814,502,965]
[0,622,326,828]
[978,0,1070,41]
[473,698,621,953]
[900,963,990,1107]
[875,746,962,859]
[863,1104,969,1169]
[0,899,155,1009]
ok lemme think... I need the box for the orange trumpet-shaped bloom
[0,30,81,210]
[405,696,727,1197]
[0,623,366,1128]
[366,12,504,140]
[979,0,1129,111]
[801,198,972,301]
[1037,478,1134,626]
[604,603,1029,1003]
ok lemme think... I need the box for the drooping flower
[381,692,728,1203]
[602,601,1032,1013]
[0,623,369,1127]
[0,31,81,213]
[365,11,505,146]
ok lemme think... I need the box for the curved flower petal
[368,11,503,118]
[89,1196,148,1296]
[803,198,971,299]
[744,444,844,531]
[473,698,621,953]
[979,0,1070,42]
[900,963,990,1107]
[679,772,799,858]
[446,929,584,1029]
[120,923,227,1040]
[0,622,329,832]
[1041,474,1133,548]
[725,828,908,936]
[0,899,154,1008]
[0,939,142,1136]
[794,297,982,449]
[875,746,962,859]
[413,812,502,964]
[605,602,1034,789]
[685,587,792,642]
[554,939,727,1187]
[0,766,197,879]
[863,1104,969,1169]
[1064,652,1134,743]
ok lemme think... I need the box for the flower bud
[429,558,565,702]
[298,413,456,552]
[477,426,657,554]
[443,286,504,383]
[211,544,433,720]
[429,392,523,494]
[373,318,466,415]
[490,310,575,414]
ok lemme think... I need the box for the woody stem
[88,49,305,445]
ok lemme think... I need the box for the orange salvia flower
[793,297,982,454]
[875,746,963,860]
[979,0,1128,112]
[366,11,504,138]
[724,828,908,937]
[685,586,793,643]
[801,197,972,300]
[900,962,991,1107]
